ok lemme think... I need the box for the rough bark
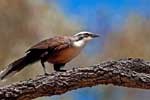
[0,58,150,100]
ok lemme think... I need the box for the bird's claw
[56,69,66,72]
[44,72,49,76]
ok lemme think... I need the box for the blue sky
[57,0,150,15]
[55,0,150,33]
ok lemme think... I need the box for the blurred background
[0,0,150,100]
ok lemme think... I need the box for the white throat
[73,40,85,48]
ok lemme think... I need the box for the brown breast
[47,47,81,64]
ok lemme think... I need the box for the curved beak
[92,34,100,38]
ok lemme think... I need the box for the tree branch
[0,58,150,100]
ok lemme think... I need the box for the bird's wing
[27,36,71,53]
[0,36,72,80]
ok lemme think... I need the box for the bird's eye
[85,35,89,37]
[78,36,84,40]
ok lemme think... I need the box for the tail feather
[0,54,39,80]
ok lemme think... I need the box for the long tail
[0,51,40,80]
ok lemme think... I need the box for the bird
[0,31,99,80]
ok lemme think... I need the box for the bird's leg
[40,51,49,75]
[54,63,66,72]
[41,60,49,75]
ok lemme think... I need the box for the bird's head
[72,31,99,47]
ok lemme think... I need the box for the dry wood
[0,58,150,100]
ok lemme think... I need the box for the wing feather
[27,36,71,53]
